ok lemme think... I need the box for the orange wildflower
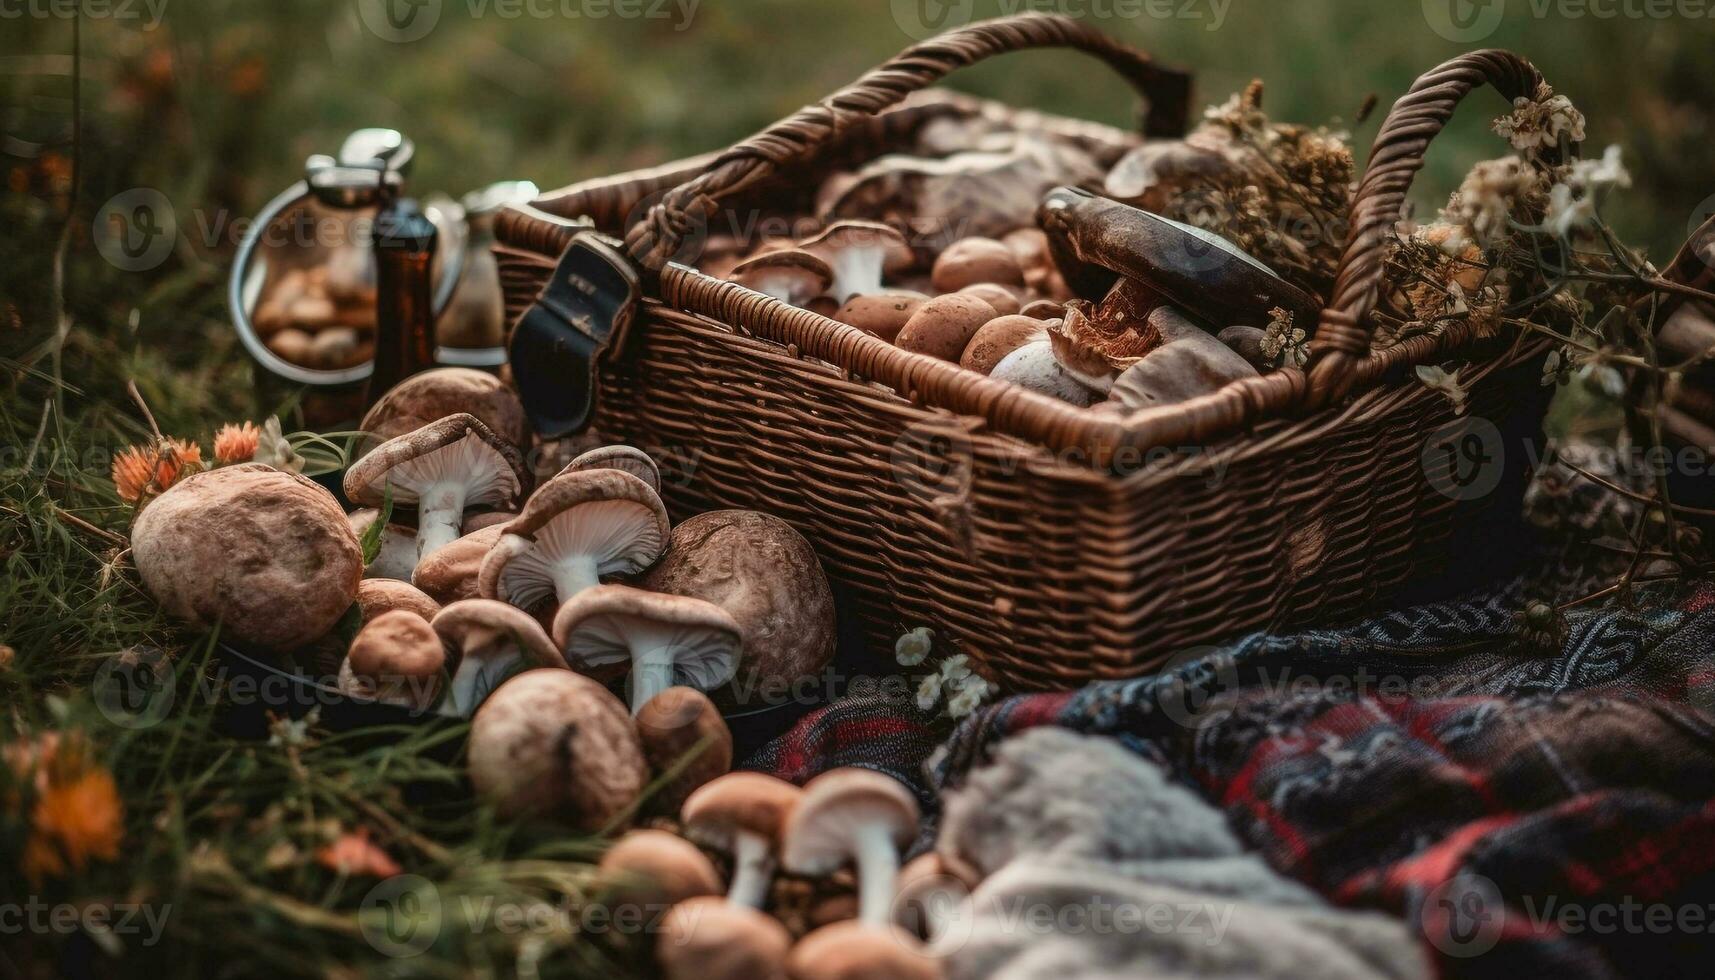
[111,438,202,503]
[5,734,125,886]
[317,827,402,879]
[212,421,260,465]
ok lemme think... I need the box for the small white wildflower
[1543,183,1595,240]
[894,627,933,667]
[253,416,306,474]
[947,686,986,720]
[915,672,944,712]
[1415,365,1470,415]
[1542,146,1631,239]
[268,707,320,748]
[939,654,972,684]
[1492,86,1586,154]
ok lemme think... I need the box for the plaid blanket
[747,560,1715,975]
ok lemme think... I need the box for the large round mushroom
[130,463,362,653]
[467,668,647,830]
[640,510,835,711]
[359,367,530,453]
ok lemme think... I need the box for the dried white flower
[894,626,934,667]
[1542,145,1631,239]
[1415,365,1470,415]
[1259,308,1309,368]
[947,678,992,720]
[1492,85,1586,154]
[939,654,973,684]
[1443,156,1538,246]
[915,672,944,712]
[253,416,305,474]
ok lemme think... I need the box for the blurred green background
[4,0,1714,379]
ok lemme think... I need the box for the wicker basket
[494,14,1556,692]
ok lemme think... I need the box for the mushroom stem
[853,822,902,927]
[551,555,601,605]
[728,831,776,909]
[828,249,884,303]
[415,480,470,561]
[447,644,518,716]
[628,642,679,715]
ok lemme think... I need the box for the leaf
[359,483,393,568]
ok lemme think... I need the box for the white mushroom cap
[477,469,669,611]
[800,221,913,303]
[344,414,526,566]
[552,585,741,715]
[467,668,647,830]
[783,769,920,927]
[432,598,567,716]
[557,444,662,493]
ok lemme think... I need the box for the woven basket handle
[624,13,1190,271]
[1307,50,1556,406]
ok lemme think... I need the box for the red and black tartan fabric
[750,554,1715,976]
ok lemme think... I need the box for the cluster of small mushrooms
[255,260,379,370]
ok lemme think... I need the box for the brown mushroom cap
[1106,305,1259,412]
[1001,227,1051,272]
[892,852,972,941]
[782,768,919,877]
[557,445,662,493]
[731,249,835,307]
[432,598,565,712]
[355,578,442,624]
[359,367,529,454]
[1018,298,1065,321]
[598,830,723,911]
[931,238,1025,293]
[636,686,733,815]
[467,668,646,829]
[130,463,362,653]
[681,772,804,854]
[956,282,1021,317]
[412,524,505,604]
[834,292,927,343]
[640,510,835,712]
[989,340,1099,407]
[552,585,742,714]
[799,221,915,303]
[658,898,791,980]
[344,413,526,513]
[895,294,997,363]
[785,921,940,980]
[340,610,445,710]
[479,469,670,610]
[959,315,1048,375]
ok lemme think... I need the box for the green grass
[3,1,1713,975]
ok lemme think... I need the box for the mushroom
[309,327,363,369]
[895,294,997,362]
[477,469,669,611]
[1103,138,1241,213]
[834,292,927,343]
[130,463,362,653]
[412,524,505,604]
[344,414,527,566]
[431,598,567,716]
[786,921,941,980]
[799,221,914,303]
[658,897,791,980]
[988,341,1099,406]
[1217,324,1273,371]
[1045,298,1162,395]
[1037,186,1319,326]
[1001,227,1051,277]
[347,508,419,581]
[781,768,920,928]
[955,283,1020,317]
[552,585,741,715]
[892,853,975,943]
[355,578,442,624]
[598,829,723,912]
[931,238,1025,294]
[1018,298,1066,320]
[1106,306,1259,412]
[359,367,530,455]
[958,315,1047,375]
[729,249,834,308]
[466,668,646,829]
[636,686,733,814]
[337,609,446,711]
[681,772,803,909]
[265,328,315,365]
[640,510,835,712]
[555,444,661,493]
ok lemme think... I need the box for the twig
[127,380,165,442]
